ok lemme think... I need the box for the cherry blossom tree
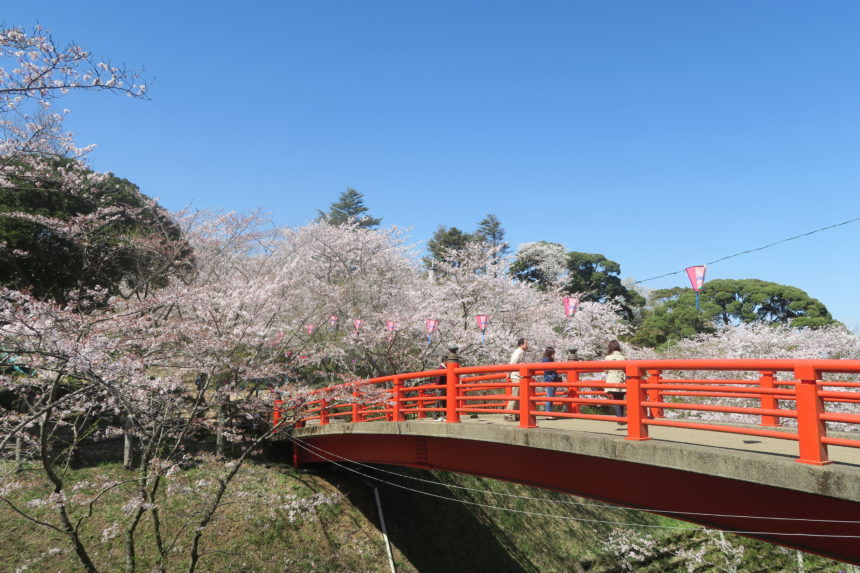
[653,323,860,429]
[1,24,146,162]
[0,23,637,572]
[601,527,747,572]
[0,212,345,572]
[0,25,167,305]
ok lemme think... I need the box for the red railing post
[320,399,329,425]
[519,367,537,428]
[392,377,404,421]
[566,370,580,414]
[415,387,427,419]
[351,390,362,423]
[646,369,663,419]
[794,365,829,465]
[625,366,649,441]
[759,370,778,427]
[445,352,461,423]
[273,399,283,430]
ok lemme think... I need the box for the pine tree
[473,214,509,255]
[317,188,382,228]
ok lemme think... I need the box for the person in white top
[505,338,528,421]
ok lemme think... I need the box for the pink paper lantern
[270,330,285,346]
[328,315,339,326]
[475,314,489,331]
[353,318,364,333]
[563,297,580,318]
[385,320,398,332]
[305,324,316,335]
[685,265,707,291]
[425,318,439,334]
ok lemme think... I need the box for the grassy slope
[0,459,848,572]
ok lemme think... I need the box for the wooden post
[320,399,330,425]
[351,391,361,423]
[392,377,405,421]
[759,370,778,427]
[794,365,829,465]
[445,351,461,423]
[625,366,650,441]
[416,388,427,419]
[646,369,663,419]
[519,367,537,428]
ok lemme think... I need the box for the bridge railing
[277,359,860,466]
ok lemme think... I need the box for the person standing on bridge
[542,347,560,418]
[604,340,627,422]
[505,338,528,422]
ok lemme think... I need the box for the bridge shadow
[314,462,535,573]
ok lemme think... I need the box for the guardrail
[275,359,860,466]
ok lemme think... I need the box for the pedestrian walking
[542,347,560,417]
[505,338,528,421]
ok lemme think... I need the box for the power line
[634,215,860,285]
[283,432,860,537]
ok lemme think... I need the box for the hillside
[0,457,847,572]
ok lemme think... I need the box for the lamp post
[685,265,707,310]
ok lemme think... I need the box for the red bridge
[276,356,860,565]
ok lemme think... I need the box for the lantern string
[634,215,860,285]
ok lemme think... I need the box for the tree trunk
[123,417,135,469]
[15,434,23,472]
[216,393,228,458]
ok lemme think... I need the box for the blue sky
[6,1,860,329]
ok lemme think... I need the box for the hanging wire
[634,215,860,285]
[282,432,860,537]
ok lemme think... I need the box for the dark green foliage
[633,279,835,347]
[0,161,192,304]
[316,187,382,228]
[564,251,645,321]
[473,214,509,255]
[426,225,471,264]
[425,214,509,270]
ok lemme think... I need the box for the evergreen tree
[564,251,645,321]
[317,187,382,228]
[0,161,192,305]
[632,279,835,348]
[473,214,509,255]
[425,226,471,266]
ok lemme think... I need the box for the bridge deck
[301,414,860,468]
[293,414,860,504]
[460,414,860,466]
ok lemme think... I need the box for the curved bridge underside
[286,419,860,565]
